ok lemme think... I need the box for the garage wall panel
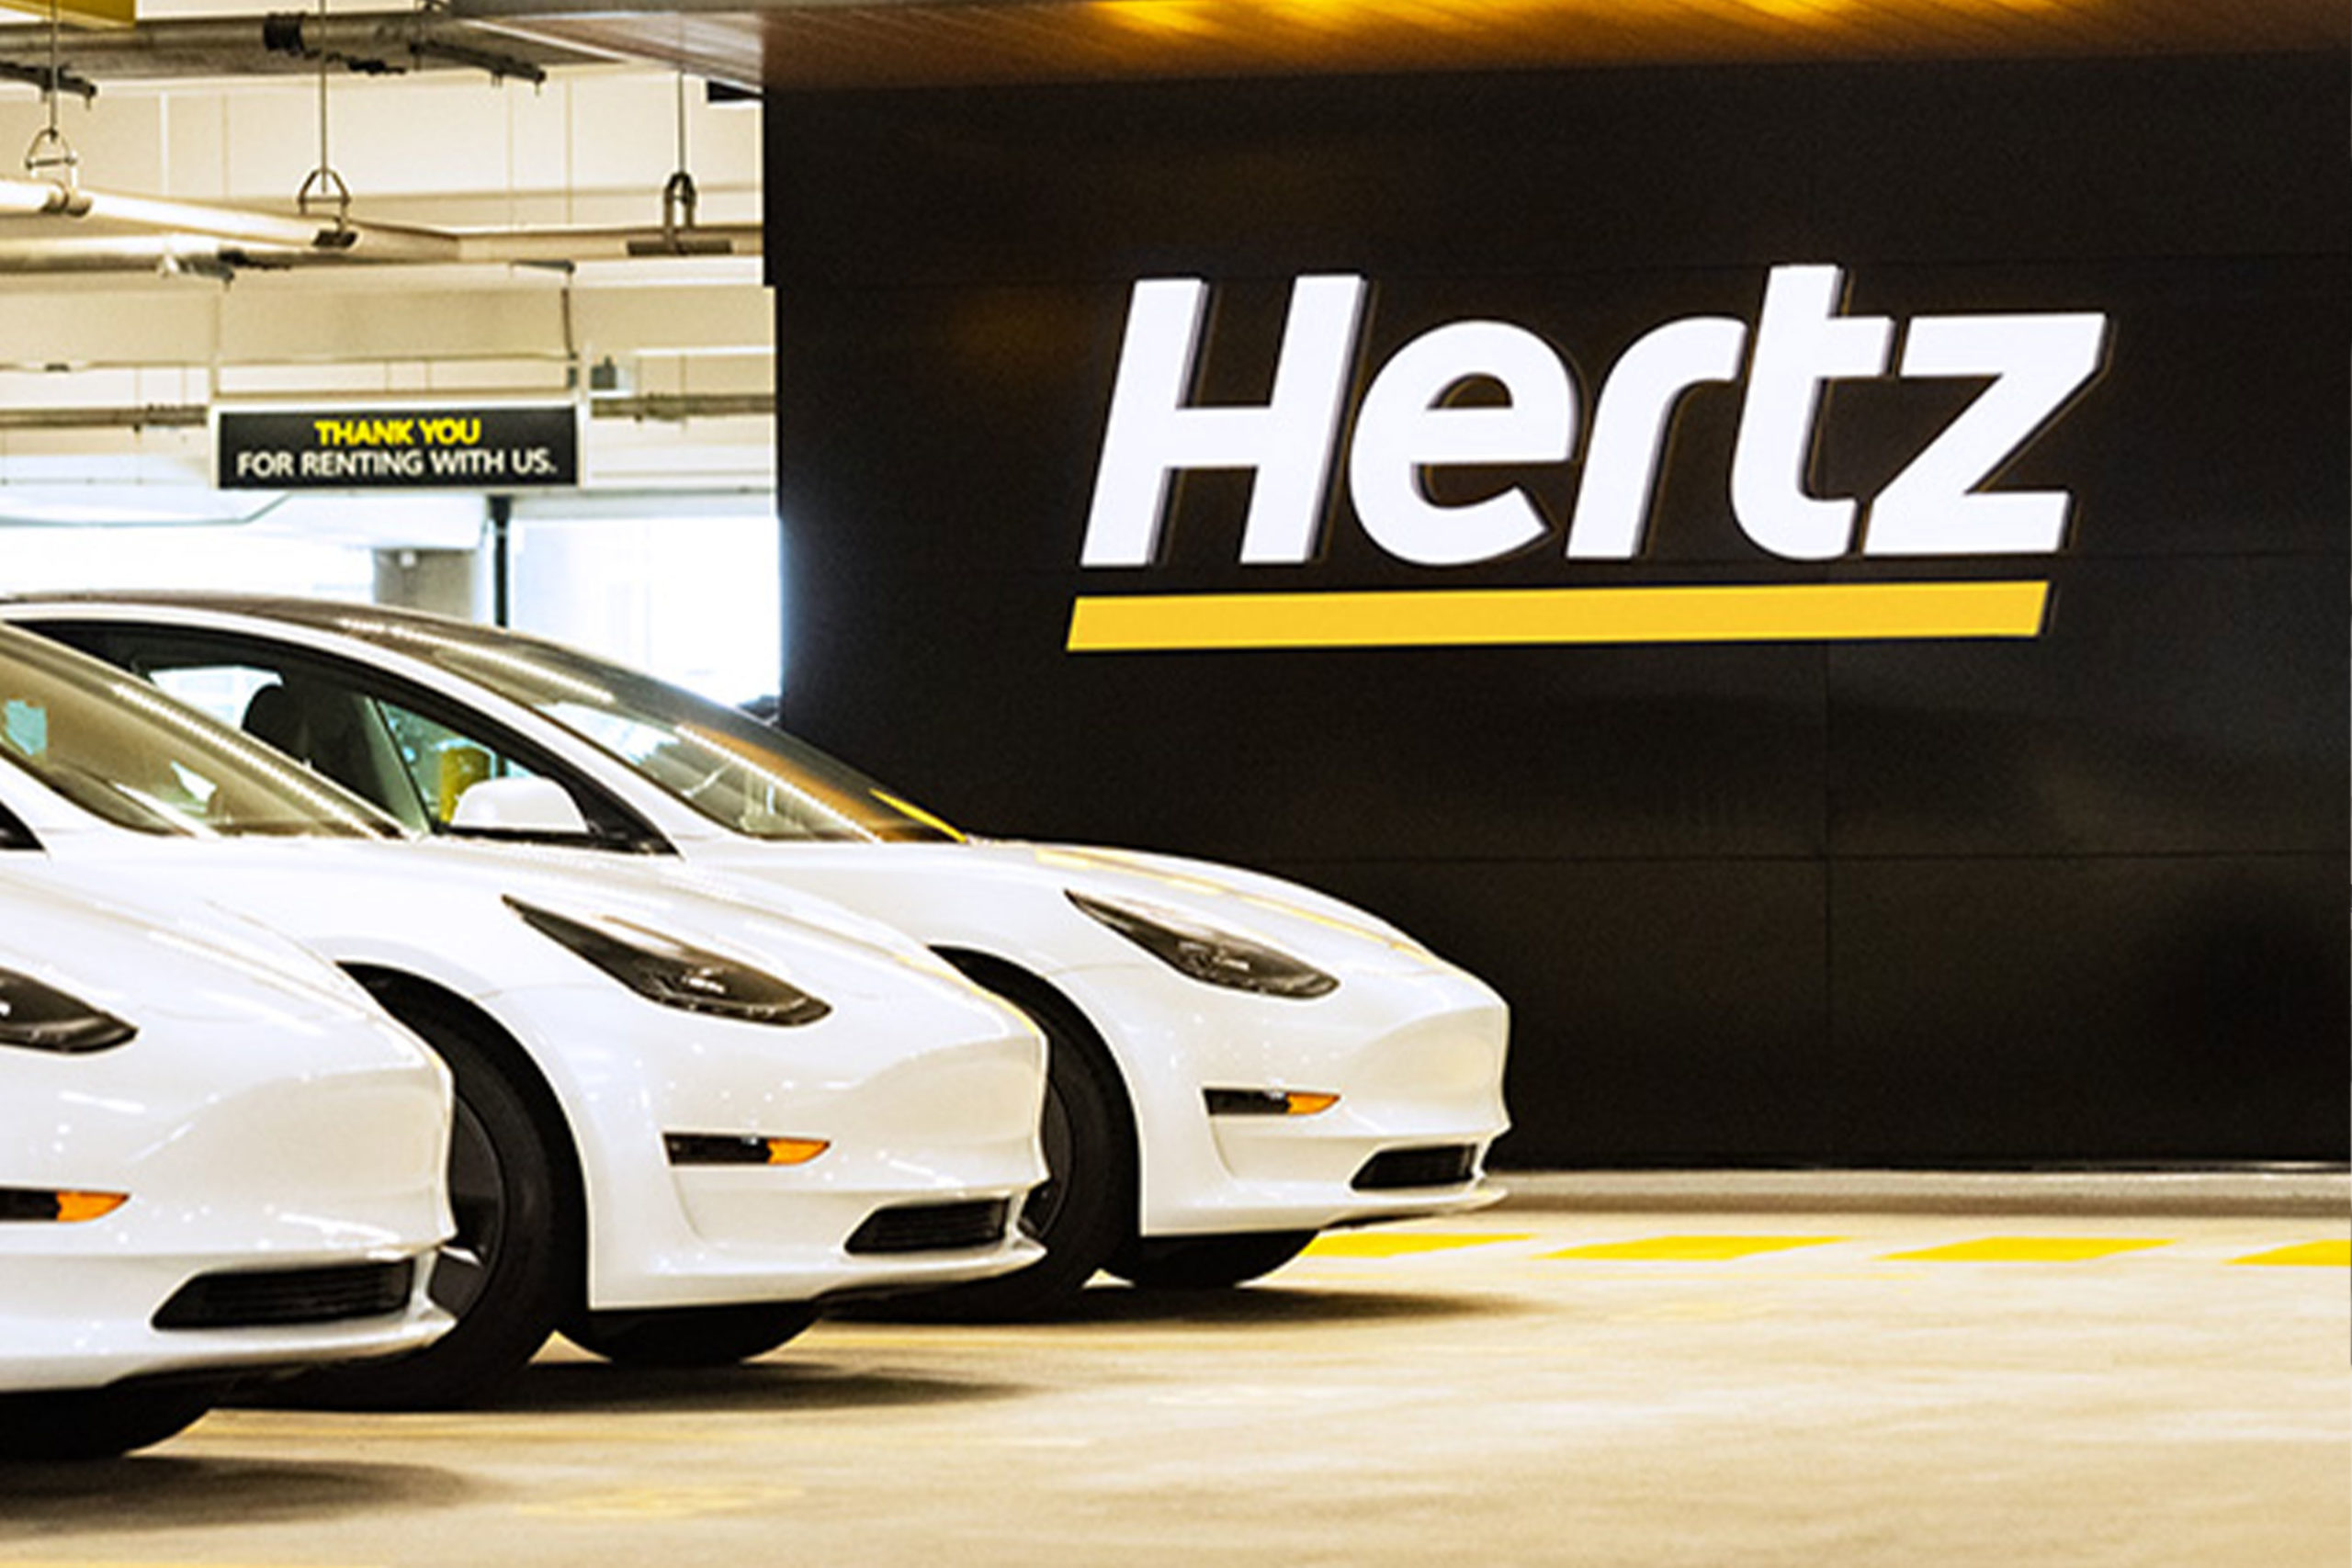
[768,53,2349,1164]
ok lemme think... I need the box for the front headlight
[505,898,831,1027]
[1067,892,1338,999]
[0,968,136,1054]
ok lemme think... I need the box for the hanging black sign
[216,404,580,490]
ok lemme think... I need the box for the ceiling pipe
[0,11,583,84]
[0,405,209,431]
[0,393,775,431]
[0,215,760,272]
[0,175,466,260]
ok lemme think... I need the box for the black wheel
[868,972,1134,1321]
[1107,1231,1317,1290]
[561,1303,818,1368]
[0,1384,217,1461]
[279,988,576,1409]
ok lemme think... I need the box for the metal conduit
[0,175,462,258]
[0,394,776,431]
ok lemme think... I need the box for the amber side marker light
[0,1187,130,1223]
[1205,1089,1340,1117]
[663,1134,831,1167]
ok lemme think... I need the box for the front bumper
[1057,956,1512,1238]
[503,986,1051,1311]
[0,1248,448,1393]
[1,1034,453,1393]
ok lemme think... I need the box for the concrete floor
[5,1194,2346,1568]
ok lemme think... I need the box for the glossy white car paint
[0,867,450,1397]
[707,839,1508,1238]
[0,600,1510,1248]
[0,630,1049,1325]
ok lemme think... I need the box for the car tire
[561,1303,818,1368]
[1106,1230,1317,1290]
[277,987,577,1410]
[865,975,1134,1321]
[0,1384,218,1461]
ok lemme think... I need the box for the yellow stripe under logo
[1067,581,2051,652]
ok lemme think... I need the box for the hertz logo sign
[1069,265,2109,652]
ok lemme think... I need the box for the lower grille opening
[153,1259,415,1331]
[1351,1145,1478,1192]
[844,1199,1011,1256]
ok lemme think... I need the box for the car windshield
[297,610,960,844]
[0,626,400,840]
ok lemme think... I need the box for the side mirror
[448,775,592,838]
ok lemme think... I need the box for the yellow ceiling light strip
[0,0,131,28]
[1068,581,2051,651]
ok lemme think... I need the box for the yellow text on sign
[1067,581,2052,652]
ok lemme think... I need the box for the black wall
[766,55,2348,1165]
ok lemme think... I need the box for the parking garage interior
[0,0,2344,1561]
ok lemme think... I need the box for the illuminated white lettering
[1863,313,2109,556]
[1348,320,1576,567]
[1080,266,2109,576]
[1566,316,1749,559]
[1729,265,1893,561]
[1081,275,1366,568]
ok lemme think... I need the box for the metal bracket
[296,164,356,245]
[22,123,78,186]
[0,62,95,103]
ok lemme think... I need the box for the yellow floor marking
[1303,1232,1532,1258]
[1883,1237,2171,1263]
[517,1484,803,1521]
[2229,1240,2351,1268]
[1539,1235,1844,1262]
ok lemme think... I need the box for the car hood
[0,861,392,1025]
[696,836,1461,982]
[39,835,1001,1011]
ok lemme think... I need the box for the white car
[0,867,451,1459]
[5,595,1512,1314]
[0,622,1048,1402]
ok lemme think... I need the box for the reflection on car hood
[703,835,1453,978]
[0,862,390,1024]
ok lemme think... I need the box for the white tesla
[0,621,1047,1401]
[0,868,451,1459]
[4,596,1512,1314]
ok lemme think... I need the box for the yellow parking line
[517,1484,804,1520]
[1304,1232,1532,1258]
[1883,1237,2171,1263]
[1540,1235,1844,1262]
[2229,1241,2351,1268]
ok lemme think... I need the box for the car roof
[5,591,455,637]
[0,592,565,660]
